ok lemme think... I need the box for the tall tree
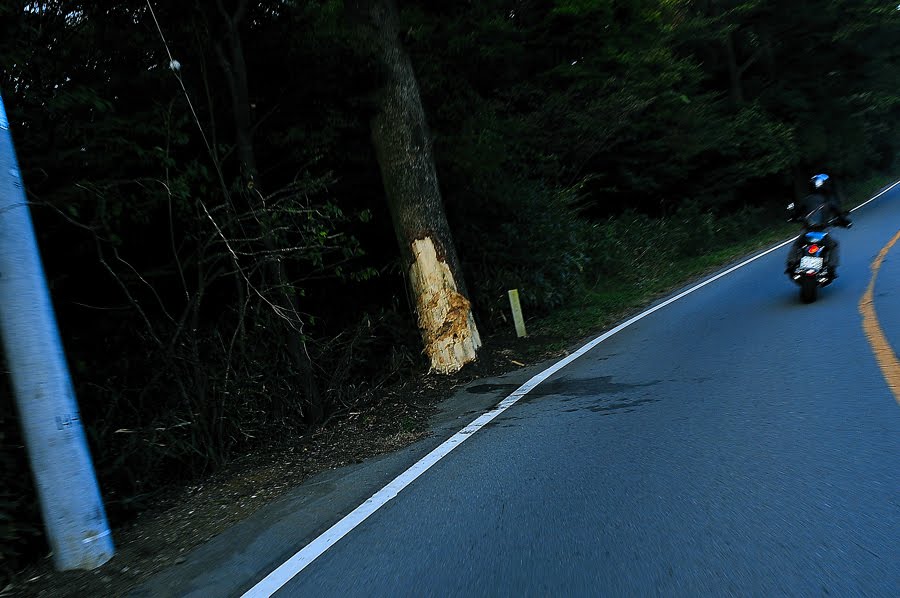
[204,0,325,423]
[349,0,481,373]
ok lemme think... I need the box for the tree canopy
[1,0,898,578]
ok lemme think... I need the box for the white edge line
[850,179,900,212]
[241,180,898,598]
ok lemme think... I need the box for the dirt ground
[3,333,563,598]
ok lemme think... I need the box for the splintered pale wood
[409,237,481,373]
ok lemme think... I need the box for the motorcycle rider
[785,173,852,278]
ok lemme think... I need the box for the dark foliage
[1,0,897,577]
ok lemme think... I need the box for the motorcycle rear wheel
[800,278,818,303]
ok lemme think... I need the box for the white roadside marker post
[508,289,527,338]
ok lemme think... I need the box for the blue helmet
[810,173,831,193]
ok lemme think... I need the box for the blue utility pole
[0,91,114,569]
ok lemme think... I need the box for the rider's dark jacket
[789,192,849,230]
[786,191,851,269]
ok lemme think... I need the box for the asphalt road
[140,189,900,597]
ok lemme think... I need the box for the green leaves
[551,0,608,17]
[3,0,899,581]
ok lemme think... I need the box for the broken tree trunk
[351,0,481,373]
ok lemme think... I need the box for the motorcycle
[785,203,850,303]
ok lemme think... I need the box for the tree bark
[723,29,745,106]
[716,3,766,108]
[350,0,481,373]
[214,0,257,182]
[760,27,777,81]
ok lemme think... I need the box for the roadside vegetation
[536,174,893,350]
[1,0,898,584]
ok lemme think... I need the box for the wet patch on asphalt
[467,376,658,400]
[469,376,663,423]
[466,383,521,395]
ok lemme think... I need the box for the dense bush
[0,383,42,581]
[589,202,773,283]
[451,179,594,328]
[1,0,898,582]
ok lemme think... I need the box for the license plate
[799,256,824,270]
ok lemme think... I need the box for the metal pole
[0,92,114,570]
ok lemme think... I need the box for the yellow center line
[859,229,900,405]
